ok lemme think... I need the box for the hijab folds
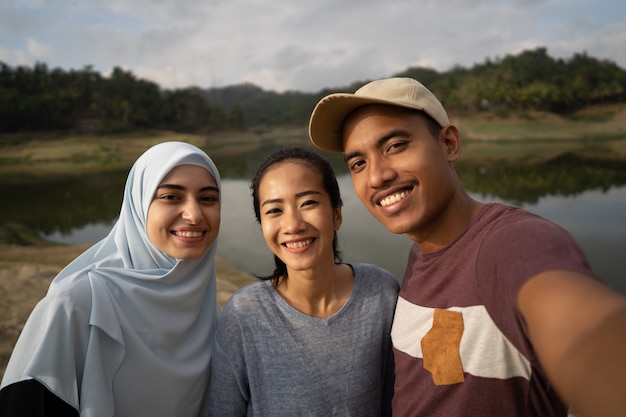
[1,141,221,417]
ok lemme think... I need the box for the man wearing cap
[309,77,626,417]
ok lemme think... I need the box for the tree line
[0,65,244,133]
[1,46,625,134]
[397,47,626,114]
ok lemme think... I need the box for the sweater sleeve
[208,301,249,416]
[381,325,395,417]
[0,379,79,417]
[378,267,399,417]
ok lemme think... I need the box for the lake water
[43,175,626,294]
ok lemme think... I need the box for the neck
[412,188,483,253]
[276,263,354,318]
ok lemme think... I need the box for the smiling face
[146,164,220,259]
[342,104,461,243]
[258,160,341,273]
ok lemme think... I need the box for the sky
[1,0,625,93]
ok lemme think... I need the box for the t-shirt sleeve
[475,213,594,354]
[477,213,593,302]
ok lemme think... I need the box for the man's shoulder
[481,202,537,221]
[481,203,564,233]
[477,203,559,235]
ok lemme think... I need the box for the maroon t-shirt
[391,203,594,417]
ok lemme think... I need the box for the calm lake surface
[40,169,626,294]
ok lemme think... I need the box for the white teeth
[285,239,313,249]
[175,231,203,238]
[380,191,408,207]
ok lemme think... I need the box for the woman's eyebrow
[261,190,322,207]
[201,185,220,193]
[157,183,184,190]
[295,190,322,198]
[261,197,281,207]
[157,184,219,193]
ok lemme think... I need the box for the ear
[333,207,342,231]
[439,125,462,163]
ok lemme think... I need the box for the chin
[172,250,206,260]
[379,219,413,235]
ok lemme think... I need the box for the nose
[182,199,203,223]
[283,207,306,234]
[368,157,396,189]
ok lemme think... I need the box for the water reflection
[456,153,626,205]
[1,171,126,235]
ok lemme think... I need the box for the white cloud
[1,0,624,92]
[26,38,53,60]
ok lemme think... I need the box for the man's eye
[388,141,407,152]
[349,160,365,171]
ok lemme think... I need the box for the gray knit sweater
[208,263,399,417]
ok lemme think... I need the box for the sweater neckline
[267,263,358,325]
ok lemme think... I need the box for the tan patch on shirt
[421,308,465,385]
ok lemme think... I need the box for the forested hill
[1,47,625,134]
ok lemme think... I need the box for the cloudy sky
[1,0,625,92]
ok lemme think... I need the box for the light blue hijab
[1,141,221,417]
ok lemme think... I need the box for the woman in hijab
[0,141,221,417]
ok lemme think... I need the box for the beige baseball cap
[308,77,449,152]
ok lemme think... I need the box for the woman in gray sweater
[209,146,399,416]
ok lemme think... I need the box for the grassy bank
[455,103,626,141]
[453,103,626,162]
[1,103,626,182]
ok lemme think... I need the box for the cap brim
[309,93,424,152]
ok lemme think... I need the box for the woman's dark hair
[250,146,343,287]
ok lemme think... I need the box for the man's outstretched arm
[518,270,626,417]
